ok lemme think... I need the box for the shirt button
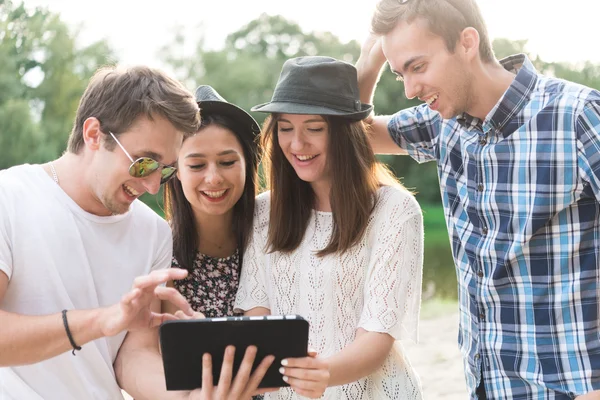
[479,138,487,145]
[482,227,489,235]
[479,312,485,321]
[475,353,480,360]
[477,270,483,278]
[477,184,484,192]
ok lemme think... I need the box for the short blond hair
[372,0,495,63]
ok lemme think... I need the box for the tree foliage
[0,0,115,169]
[3,8,599,298]
[2,6,599,206]
[159,18,600,205]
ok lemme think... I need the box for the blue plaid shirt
[389,54,600,399]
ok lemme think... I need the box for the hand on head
[356,33,387,77]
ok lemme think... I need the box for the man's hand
[98,268,194,337]
[189,345,276,400]
[279,349,329,399]
[356,33,387,79]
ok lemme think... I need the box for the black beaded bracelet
[61,309,82,355]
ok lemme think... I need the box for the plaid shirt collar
[456,54,538,136]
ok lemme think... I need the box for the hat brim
[198,101,260,137]
[250,101,373,121]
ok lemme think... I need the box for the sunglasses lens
[129,158,160,178]
[160,167,177,184]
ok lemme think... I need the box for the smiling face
[87,115,183,216]
[382,18,474,119]
[277,114,330,186]
[176,124,246,219]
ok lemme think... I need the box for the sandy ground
[123,301,468,400]
[404,303,468,399]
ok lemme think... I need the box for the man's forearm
[355,35,387,106]
[0,309,104,367]
[115,330,189,400]
[357,67,383,105]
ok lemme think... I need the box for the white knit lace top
[235,186,424,399]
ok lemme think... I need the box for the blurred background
[3,1,598,397]
[2,0,599,302]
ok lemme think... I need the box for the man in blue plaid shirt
[356,0,600,399]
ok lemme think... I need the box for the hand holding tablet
[186,345,276,400]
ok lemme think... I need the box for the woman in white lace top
[234,56,424,399]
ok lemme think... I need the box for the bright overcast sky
[23,0,600,73]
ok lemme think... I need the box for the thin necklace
[49,162,59,184]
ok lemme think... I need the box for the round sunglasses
[109,131,177,184]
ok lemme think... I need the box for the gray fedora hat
[195,85,260,137]
[251,56,373,121]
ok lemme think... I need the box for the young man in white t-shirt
[0,66,273,400]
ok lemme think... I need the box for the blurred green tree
[2,7,598,298]
[2,7,598,190]
[0,0,115,169]
[161,16,598,206]
[161,14,369,128]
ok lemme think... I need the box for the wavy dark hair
[164,113,261,271]
[261,114,401,257]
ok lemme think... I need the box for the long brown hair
[164,113,261,271]
[261,114,400,257]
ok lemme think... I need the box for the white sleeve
[0,185,13,280]
[358,191,424,342]
[234,203,271,313]
[151,221,173,272]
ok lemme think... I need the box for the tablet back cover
[160,316,309,390]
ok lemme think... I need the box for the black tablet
[159,315,309,391]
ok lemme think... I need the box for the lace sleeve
[234,194,271,313]
[358,189,424,342]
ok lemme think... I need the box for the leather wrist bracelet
[61,309,82,355]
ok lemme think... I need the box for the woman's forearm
[326,329,395,387]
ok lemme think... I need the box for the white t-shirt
[235,186,424,400]
[0,164,172,400]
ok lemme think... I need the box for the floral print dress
[171,249,264,399]
[172,249,241,317]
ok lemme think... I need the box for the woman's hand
[279,349,330,399]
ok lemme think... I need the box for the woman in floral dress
[162,85,260,318]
